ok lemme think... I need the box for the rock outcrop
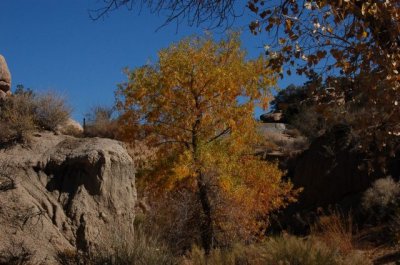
[291,124,373,208]
[260,112,284,123]
[0,55,11,99]
[0,132,136,263]
[56,118,84,135]
[257,111,308,159]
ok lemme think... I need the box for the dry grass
[84,119,120,138]
[34,92,71,131]
[0,93,36,146]
[311,210,354,255]
[0,89,71,146]
[144,189,203,254]
[59,123,84,137]
[57,223,176,265]
[181,244,252,265]
[182,235,369,265]
[83,105,120,139]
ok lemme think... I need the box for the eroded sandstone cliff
[0,132,136,263]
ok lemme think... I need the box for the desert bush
[0,121,14,143]
[362,177,400,222]
[311,210,354,255]
[34,92,71,131]
[290,105,327,140]
[58,123,84,137]
[0,88,71,146]
[58,224,176,265]
[84,105,119,138]
[182,235,369,265]
[181,244,253,265]
[144,189,203,254]
[0,92,36,145]
[262,235,368,265]
[262,235,338,265]
[106,224,176,265]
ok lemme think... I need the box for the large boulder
[56,118,84,136]
[0,132,136,263]
[260,112,285,123]
[0,55,11,95]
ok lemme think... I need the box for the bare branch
[89,0,240,29]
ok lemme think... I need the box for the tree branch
[207,127,231,144]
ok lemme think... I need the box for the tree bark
[197,171,214,254]
[192,91,214,253]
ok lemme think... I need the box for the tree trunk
[197,171,214,254]
[192,93,214,253]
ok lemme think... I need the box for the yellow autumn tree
[116,33,298,252]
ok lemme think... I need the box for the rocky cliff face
[291,124,374,208]
[0,132,136,263]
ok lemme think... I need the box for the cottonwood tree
[245,0,399,175]
[116,33,298,252]
[251,1,399,147]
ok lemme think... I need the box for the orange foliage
[116,33,298,249]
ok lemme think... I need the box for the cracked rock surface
[0,132,136,263]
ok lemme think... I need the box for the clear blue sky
[0,0,304,123]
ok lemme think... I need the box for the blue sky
[0,0,304,122]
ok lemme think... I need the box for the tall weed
[58,223,176,265]
[182,235,369,265]
[311,210,354,254]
